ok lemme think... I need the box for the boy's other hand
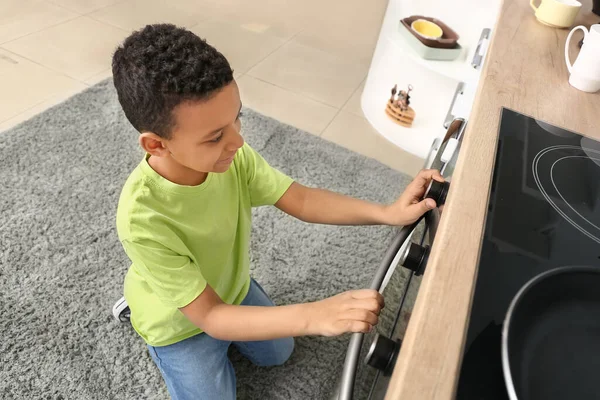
[305,289,385,336]
[383,169,444,226]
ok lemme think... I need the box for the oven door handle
[336,216,425,400]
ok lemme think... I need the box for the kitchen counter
[386,0,600,399]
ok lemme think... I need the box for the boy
[112,24,443,400]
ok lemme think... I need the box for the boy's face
[145,81,245,175]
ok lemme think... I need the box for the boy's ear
[139,132,170,157]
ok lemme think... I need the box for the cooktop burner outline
[532,145,600,244]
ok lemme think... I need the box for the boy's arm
[275,169,444,226]
[180,284,384,341]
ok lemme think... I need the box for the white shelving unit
[361,0,501,158]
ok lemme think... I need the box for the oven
[331,117,467,400]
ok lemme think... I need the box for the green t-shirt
[116,143,293,347]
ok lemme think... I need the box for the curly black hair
[112,24,234,139]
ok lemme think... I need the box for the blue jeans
[147,279,294,400]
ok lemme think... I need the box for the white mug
[565,24,600,93]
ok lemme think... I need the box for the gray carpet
[0,79,415,400]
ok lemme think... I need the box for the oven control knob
[400,243,430,276]
[425,180,450,205]
[365,334,401,375]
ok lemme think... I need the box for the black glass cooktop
[456,108,600,399]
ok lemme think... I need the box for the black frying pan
[502,266,600,400]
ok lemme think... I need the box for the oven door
[332,118,466,400]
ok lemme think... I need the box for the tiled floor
[0,0,424,175]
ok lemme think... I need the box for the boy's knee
[261,337,294,367]
[277,337,294,364]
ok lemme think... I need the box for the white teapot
[565,24,600,93]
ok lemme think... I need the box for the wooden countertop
[386,1,600,399]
